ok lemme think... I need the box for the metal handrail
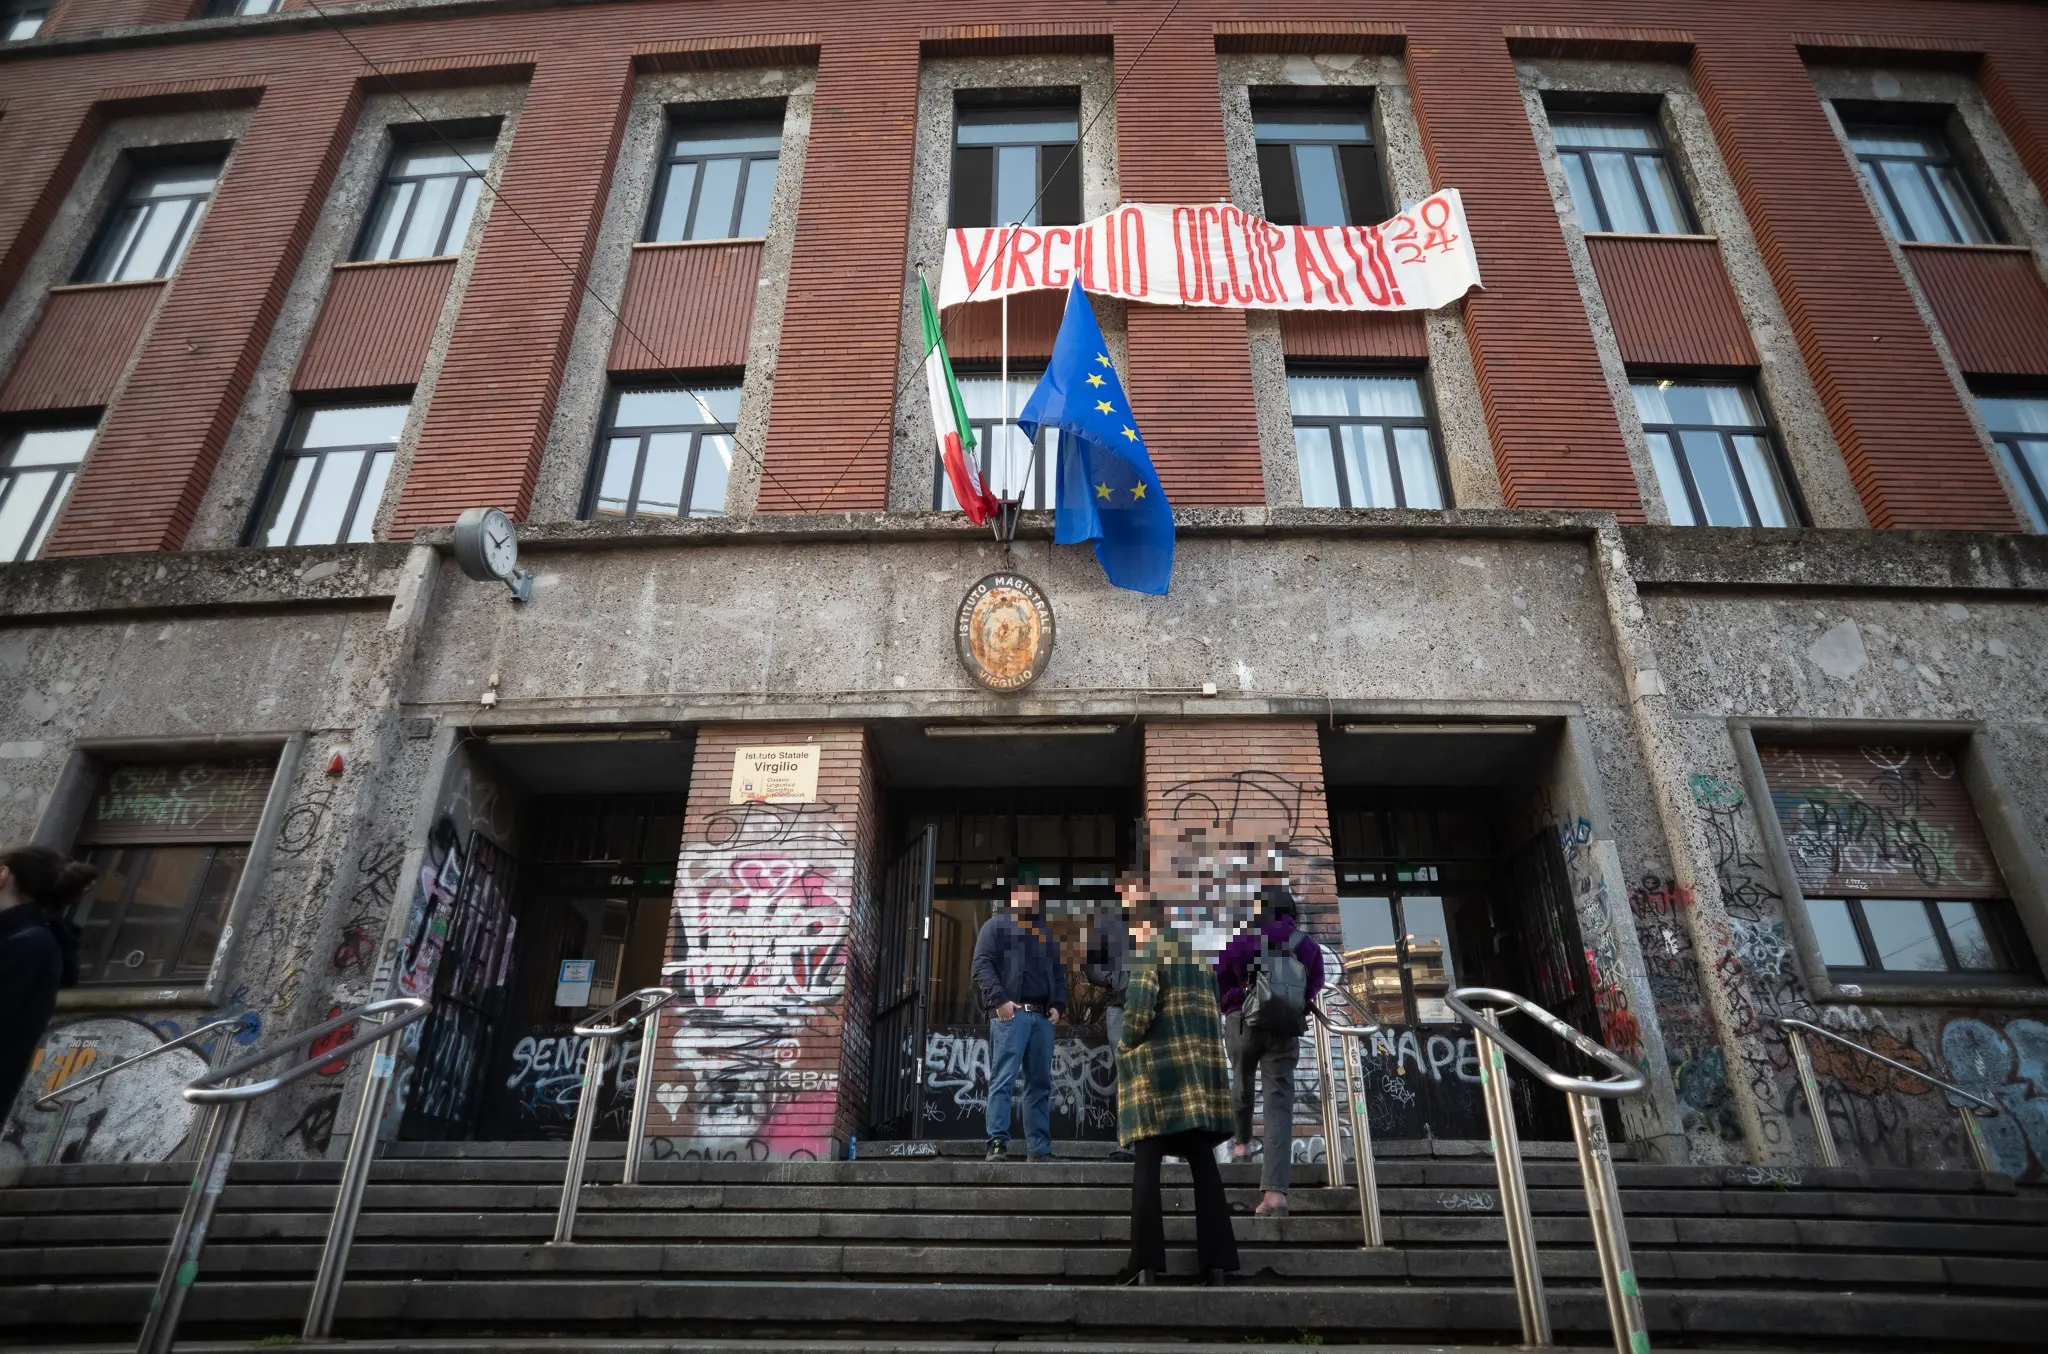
[553,986,677,1244]
[31,1018,243,1166]
[1309,984,1384,1248]
[137,996,430,1354]
[1778,1017,1998,1173]
[1446,986,1649,1354]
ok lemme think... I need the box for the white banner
[937,187,1481,312]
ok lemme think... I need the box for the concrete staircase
[2,1144,2044,1350]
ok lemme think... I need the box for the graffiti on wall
[1942,1017,2048,1180]
[655,798,854,1161]
[1763,747,1998,897]
[4,1018,208,1166]
[920,1027,1118,1137]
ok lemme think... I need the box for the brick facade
[650,724,878,1161]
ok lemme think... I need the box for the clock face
[479,509,517,578]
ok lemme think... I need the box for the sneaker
[1028,1151,1057,1161]
[985,1137,1009,1161]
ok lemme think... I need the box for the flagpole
[1000,231,1010,511]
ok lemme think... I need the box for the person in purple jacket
[1213,884,1324,1216]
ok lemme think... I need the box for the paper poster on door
[555,958,595,1008]
[729,745,821,804]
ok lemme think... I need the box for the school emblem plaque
[955,572,1055,693]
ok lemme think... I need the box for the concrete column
[650,724,879,1162]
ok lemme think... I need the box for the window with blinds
[70,758,274,985]
[1759,744,2036,982]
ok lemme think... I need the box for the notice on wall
[937,188,1482,313]
[555,959,595,1008]
[729,745,821,805]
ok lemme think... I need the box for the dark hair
[2,845,99,914]
[1259,884,1299,919]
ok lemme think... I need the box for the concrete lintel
[1624,525,2048,595]
[418,695,1595,727]
[0,542,414,620]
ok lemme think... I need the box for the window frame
[1973,387,2048,533]
[3,3,49,40]
[1843,116,2001,246]
[642,112,785,244]
[582,381,741,522]
[948,96,1084,230]
[244,398,410,548]
[70,842,252,987]
[1547,108,1698,237]
[1248,95,1389,229]
[1631,374,1805,528]
[1802,895,2038,987]
[1285,366,1453,511]
[931,366,1054,513]
[351,127,497,263]
[0,421,93,564]
[74,149,228,285]
[203,0,281,16]
[1730,722,2048,1006]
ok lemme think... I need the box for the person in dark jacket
[970,863,1066,1161]
[1213,884,1325,1216]
[1087,873,1143,1161]
[0,846,96,1121]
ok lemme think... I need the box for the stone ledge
[0,541,414,619]
[1623,525,2048,595]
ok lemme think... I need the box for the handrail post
[1567,1092,1650,1354]
[1312,1017,1344,1190]
[1783,1027,1840,1168]
[1341,1032,1383,1248]
[622,1002,663,1187]
[136,1099,246,1354]
[1474,1007,1551,1349]
[551,1028,614,1245]
[301,1017,407,1340]
[1957,1105,1996,1173]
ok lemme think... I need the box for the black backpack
[1242,929,1313,1036]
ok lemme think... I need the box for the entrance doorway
[871,787,1137,1142]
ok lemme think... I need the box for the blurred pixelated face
[1159,829,1298,956]
[1009,884,1041,915]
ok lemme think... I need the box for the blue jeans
[986,1009,1054,1155]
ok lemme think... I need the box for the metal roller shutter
[1758,744,2004,899]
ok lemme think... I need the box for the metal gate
[402,832,518,1138]
[867,825,936,1139]
[1508,828,1612,1106]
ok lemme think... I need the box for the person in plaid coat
[1115,909,1240,1285]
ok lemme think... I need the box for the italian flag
[921,278,997,525]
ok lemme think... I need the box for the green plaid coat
[1115,936,1232,1147]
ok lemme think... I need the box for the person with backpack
[1214,884,1325,1216]
[0,846,95,1121]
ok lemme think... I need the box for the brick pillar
[0,98,102,307]
[1981,50,2048,207]
[1143,720,1335,1161]
[1691,32,2020,531]
[390,54,634,535]
[1115,11,1263,506]
[44,76,363,556]
[1142,720,1336,936]
[756,33,920,513]
[649,725,879,1162]
[1405,21,1642,517]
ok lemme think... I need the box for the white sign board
[555,958,595,1008]
[938,189,1482,313]
[730,745,821,804]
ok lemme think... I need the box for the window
[1252,104,1387,228]
[934,371,1051,511]
[1975,392,2048,532]
[1761,743,2039,987]
[1333,798,1498,1026]
[1632,379,1795,527]
[1846,123,1997,245]
[1550,114,1693,235]
[646,120,780,242]
[355,136,493,261]
[68,759,273,986]
[588,386,737,520]
[77,157,225,284]
[205,0,280,14]
[950,104,1081,229]
[0,425,90,563]
[1288,373,1446,509]
[4,4,48,40]
[250,402,406,547]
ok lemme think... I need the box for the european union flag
[1018,280,1175,596]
